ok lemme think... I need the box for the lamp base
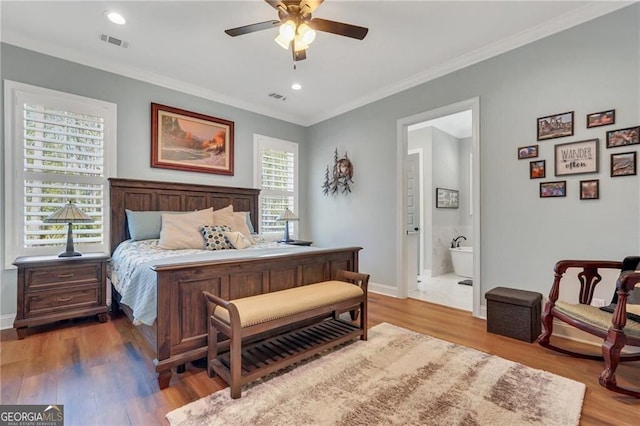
[58,251,82,258]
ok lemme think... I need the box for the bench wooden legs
[230,329,242,399]
[207,318,218,378]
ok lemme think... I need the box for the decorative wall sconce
[322,148,354,196]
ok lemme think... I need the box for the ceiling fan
[224,0,368,62]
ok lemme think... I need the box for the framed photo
[518,145,538,159]
[537,111,574,141]
[610,151,637,177]
[436,188,459,209]
[540,181,566,198]
[586,109,615,128]
[529,160,545,179]
[151,103,234,175]
[554,138,599,176]
[606,126,639,149]
[579,179,599,200]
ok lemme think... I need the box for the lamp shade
[276,208,299,222]
[44,202,93,223]
[44,202,93,257]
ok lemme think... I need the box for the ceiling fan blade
[300,0,324,14]
[265,0,288,14]
[225,20,280,37]
[310,18,368,40]
[293,48,307,62]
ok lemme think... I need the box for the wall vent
[268,92,287,101]
[99,34,129,48]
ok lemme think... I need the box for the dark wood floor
[1,293,638,425]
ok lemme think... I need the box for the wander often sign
[554,139,599,176]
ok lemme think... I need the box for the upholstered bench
[202,270,369,399]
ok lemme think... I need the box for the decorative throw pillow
[223,231,252,249]
[158,208,214,249]
[201,225,234,250]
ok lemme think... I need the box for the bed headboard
[109,178,260,252]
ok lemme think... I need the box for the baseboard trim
[1,313,16,330]
[368,282,399,297]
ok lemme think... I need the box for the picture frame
[435,188,459,209]
[586,109,615,128]
[529,160,545,179]
[151,103,235,175]
[517,145,538,159]
[606,126,639,149]
[579,179,599,200]
[554,138,599,176]
[610,151,637,177]
[540,181,566,198]
[537,111,574,141]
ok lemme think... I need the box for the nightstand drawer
[25,286,100,316]
[26,263,102,290]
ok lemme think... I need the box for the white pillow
[233,212,255,244]
[223,231,252,249]
[158,208,213,249]
[212,204,236,228]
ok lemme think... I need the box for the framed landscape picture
[554,139,599,176]
[517,145,538,159]
[606,126,639,148]
[540,181,566,198]
[610,151,637,177]
[537,111,574,141]
[579,179,599,200]
[529,160,545,179]
[586,109,615,128]
[151,103,235,175]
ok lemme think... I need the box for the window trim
[4,80,117,267]
[253,134,299,239]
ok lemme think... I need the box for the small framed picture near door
[580,179,599,200]
[436,188,459,208]
[529,160,545,179]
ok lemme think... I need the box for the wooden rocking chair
[537,256,640,398]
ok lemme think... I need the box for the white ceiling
[0,1,631,126]
[409,110,473,139]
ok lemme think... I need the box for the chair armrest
[610,271,640,330]
[548,259,623,304]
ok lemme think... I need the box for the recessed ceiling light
[106,11,126,25]
[291,83,302,91]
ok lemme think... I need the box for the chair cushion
[213,281,364,328]
[555,301,640,339]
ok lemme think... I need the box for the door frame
[396,97,481,317]
[407,148,424,275]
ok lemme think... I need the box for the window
[4,81,117,265]
[253,134,298,238]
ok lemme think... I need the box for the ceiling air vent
[268,92,287,101]
[99,34,129,48]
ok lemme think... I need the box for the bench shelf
[212,318,361,386]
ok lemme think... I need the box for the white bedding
[110,239,319,326]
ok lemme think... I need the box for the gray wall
[308,5,639,297]
[0,44,307,320]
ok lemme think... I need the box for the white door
[407,153,420,275]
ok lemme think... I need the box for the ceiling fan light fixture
[293,35,309,53]
[279,20,296,41]
[274,34,291,50]
[297,23,316,45]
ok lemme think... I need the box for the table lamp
[43,202,94,257]
[276,208,299,243]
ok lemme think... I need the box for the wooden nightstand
[13,252,110,339]
[284,240,313,246]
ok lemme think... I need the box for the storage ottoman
[485,286,542,343]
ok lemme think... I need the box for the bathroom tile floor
[408,272,473,311]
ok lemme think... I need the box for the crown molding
[0,30,307,126]
[1,2,632,127]
[308,1,634,125]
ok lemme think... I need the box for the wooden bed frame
[109,178,362,388]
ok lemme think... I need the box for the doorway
[396,97,481,317]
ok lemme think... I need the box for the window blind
[22,104,106,247]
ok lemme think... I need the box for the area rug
[167,322,585,426]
